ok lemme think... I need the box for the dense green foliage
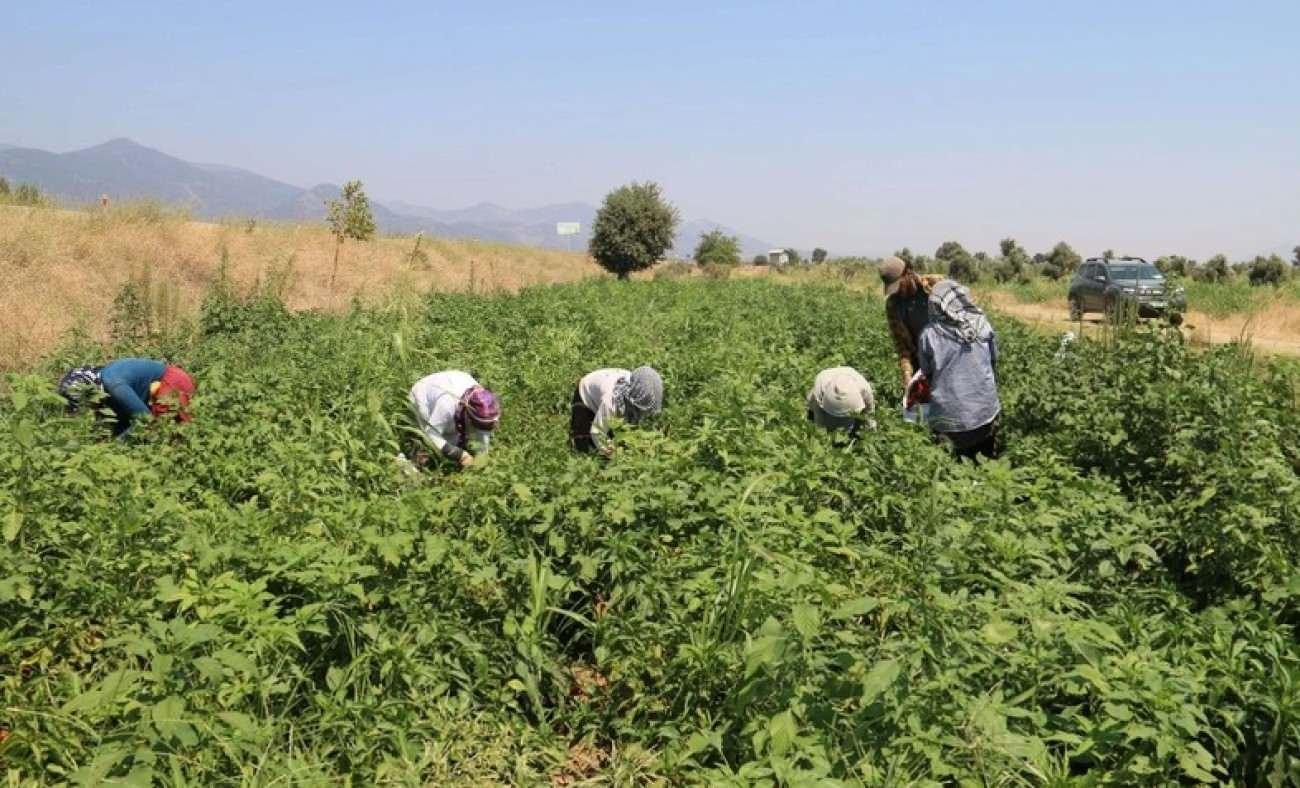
[325,180,377,247]
[1038,242,1084,281]
[588,182,679,280]
[1248,255,1290,288]
[935,241,978,284]
[693,230,741,267]
[3,279,1300,784]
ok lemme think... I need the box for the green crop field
[3,279,1299,785]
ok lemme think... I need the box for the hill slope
[0,139,773,255]
[0,204,599,371]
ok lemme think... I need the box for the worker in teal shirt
[62,358,196,438]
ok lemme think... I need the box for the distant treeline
[824,239,1300,288]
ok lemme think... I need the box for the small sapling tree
[326,180,377,288]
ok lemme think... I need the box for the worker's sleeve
[918,331,938,385]
[103,376,152,439]
[886,303,917,388]
[104,377,151,418]
[988,332,999,379]
[591,397,616,452]
[412,395,462,461]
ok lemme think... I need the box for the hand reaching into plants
[459,453,475,468]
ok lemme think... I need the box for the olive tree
[1155,255,1193,277]
[1040,241,1083,280]
[936,240,978,283]
[589,181,679,280]
[995,237,1029,283]
[1195,254,1231,283]
[1248,254,1288,287]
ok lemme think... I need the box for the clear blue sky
[4,1,1298,258]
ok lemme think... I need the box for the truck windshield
[1107,264,1161,280]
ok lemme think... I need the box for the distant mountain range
[0,138,772,256]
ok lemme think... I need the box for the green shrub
[693,229,741,266]
[653,261,694,280]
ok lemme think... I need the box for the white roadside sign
[556,222,581,236]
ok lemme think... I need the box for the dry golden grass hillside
[0,204,600,370]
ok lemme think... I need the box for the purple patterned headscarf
[455,386,500,447]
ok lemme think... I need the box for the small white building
[767,249,790,266]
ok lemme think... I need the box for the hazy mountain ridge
[0,139,772,256]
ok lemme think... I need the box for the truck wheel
[1069,297,1083,321]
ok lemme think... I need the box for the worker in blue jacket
[59,358,196,438]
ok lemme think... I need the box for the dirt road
[983,292,1300,358]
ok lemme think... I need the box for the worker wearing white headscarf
[806,366,876,436]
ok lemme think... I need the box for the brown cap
[879,256,908,297]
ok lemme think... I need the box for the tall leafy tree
[589,181,679,280]
[811,247,828,264]
[326,180,377,288]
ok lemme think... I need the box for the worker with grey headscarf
[917,280,1002,461]
[806,366,876,438]
[570,366,665,455]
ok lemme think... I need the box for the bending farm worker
[59,358,196,438]
[879,256,950,390]
[570,366,664,455]
[407,370,500,468]
[806,366,875,437]
[918,281,1002,461]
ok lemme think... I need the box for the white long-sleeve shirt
[578,368,630,451]
[409,370,491,458]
